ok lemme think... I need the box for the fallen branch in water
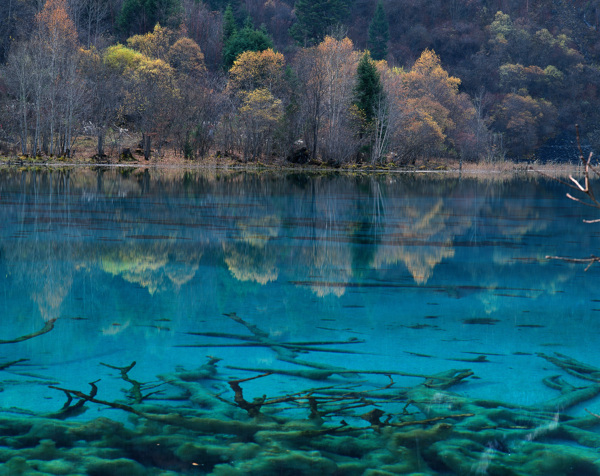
[0,318,57,344]
[545,254,600,271]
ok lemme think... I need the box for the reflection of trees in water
[3,170,76,321]
[371,200,459,284]
[10,242,75,322]
[100,245,201,295]
[301,179,354,297]
[223,241,278,284]
[222,198,282,283]
[0,169,575,314]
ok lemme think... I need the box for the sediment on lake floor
[2,315,600,475]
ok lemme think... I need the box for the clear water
[1,167,600,475]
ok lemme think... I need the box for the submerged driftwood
[2,315,600,474]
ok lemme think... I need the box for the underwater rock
[212,450,338,476]
[84,456,147,476]
[1,457,37,476]
[36,458,78,475]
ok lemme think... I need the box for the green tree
[368,1,389,61]
[222,4,237,44]
[222,19,273,69]
[353,51,385,161]
[354,51,383,125]
[290,0,351,46]
[117,0,182,37]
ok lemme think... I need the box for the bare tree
[546,126,600,269]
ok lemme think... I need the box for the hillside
[0,0,599,163]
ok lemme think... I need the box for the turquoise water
[1,168,600,475]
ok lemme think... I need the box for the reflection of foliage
[223,213,281,284]
[7,242,74,321]
[223,241,278,284]
[299,184,354,297]
[372,200,460,284]
[307,238,353,297]
[235,215,280,247]
[100,245,201,295]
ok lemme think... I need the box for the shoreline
[0,155,585,177]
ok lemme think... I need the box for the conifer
[290,0,351,45]
[368,1,389,61]
[354,51,383,125]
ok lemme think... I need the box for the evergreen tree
[290,0,351,46]
[368,1,389,61]
[223,18,273,69]
[354,51,383,125]
[118,0,182,37]
[222,4,237,44]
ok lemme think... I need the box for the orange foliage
[36,0,78,47]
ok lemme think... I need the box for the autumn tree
[79,47,123,157]
[3,0,87,157]
[227,48,285,95]
[294,37,359,163]
[397,49,476,162]
[3,41,34,155]
[225,48,287,160]
[127,23,175,60]
[294,46,325,160]
[170,73,223,159]
[368,1,389,61]
[312,37,359,163]
[237,88,283,160]
[490,93,557,157]
[104,43,179,159]
[168,37,207,77]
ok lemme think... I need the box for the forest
[0,0,599,164]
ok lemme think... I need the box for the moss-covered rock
[84,457,146,476]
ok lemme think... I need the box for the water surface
[1,168,599,475]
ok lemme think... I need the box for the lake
[1,167,599,475]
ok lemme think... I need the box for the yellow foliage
[104,44,146,71]
[228,48,285,95]
[168,37,206,76]
[127,23,174,60]
[239,88,283,128]
[133,57,175,83]
[404,49,460,100]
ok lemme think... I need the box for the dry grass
[0,134,588,178]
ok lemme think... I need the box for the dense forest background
[0,0,599,163]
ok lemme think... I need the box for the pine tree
[118,0,182,37]
[354,51,383,125]
[222,17,274,69]
[222,4,237,44]
[290,0,351,46]
[368,1,389,61]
